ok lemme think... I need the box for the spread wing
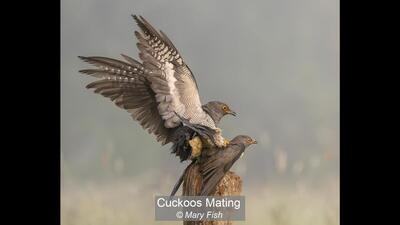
[200,144,244,196]
[79,55,174,145]
[133,15,213,129]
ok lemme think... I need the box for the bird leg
[214,128,230,148]
[189,136,203,159]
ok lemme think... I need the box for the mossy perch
[182,163,242,225]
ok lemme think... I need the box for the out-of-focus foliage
[61,0,339,224]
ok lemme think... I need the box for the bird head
[202,101,236,124]
[231,135,258,148]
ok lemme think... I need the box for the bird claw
[222,139,230,148]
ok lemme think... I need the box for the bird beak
[228,110,237,116]
[252,139,258,144]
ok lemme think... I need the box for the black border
[340,1,387,224]
[6,1,60,224]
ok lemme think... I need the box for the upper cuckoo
[79,15,236,161]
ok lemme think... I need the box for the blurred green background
[61,0,339,224]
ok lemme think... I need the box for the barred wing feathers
[132,15,216,129]
[79,56,173,145]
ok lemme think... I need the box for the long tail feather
[170,161,196,196]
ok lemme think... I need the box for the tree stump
[182,162,242,225]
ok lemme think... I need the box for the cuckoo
[79,15,236,161]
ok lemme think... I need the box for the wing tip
[78,56,87,61]
[78,69,90,74]
[85,83,94,89]
[131,14,142,25]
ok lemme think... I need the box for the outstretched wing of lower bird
[199,144,245,196]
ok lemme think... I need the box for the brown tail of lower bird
[170,160,196,196]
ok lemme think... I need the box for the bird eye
[246,138,252,143]
[222,105,228,111]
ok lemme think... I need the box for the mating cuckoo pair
[79,15,257,196]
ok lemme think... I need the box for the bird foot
[189,136,203,159]
[214,131,230,149]
[222,138,230,147]
[215,127,222,134]
[215,128,230,148]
